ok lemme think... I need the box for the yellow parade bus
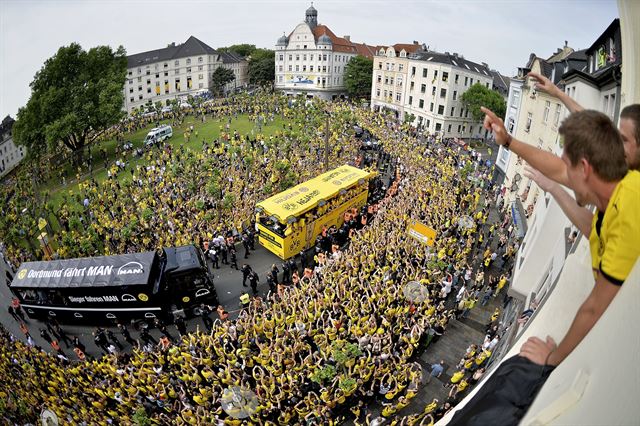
[256,165,376,259]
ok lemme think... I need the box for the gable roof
[219,51,247,64]
[410,51,493,77]
[311,25,357,54]
[127,36,218,68]
[0,115,14,139]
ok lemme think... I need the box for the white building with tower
[274,4,377,100]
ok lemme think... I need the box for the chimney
[413,40,419,45]
[453,52,458,58]
[445,51,450,55]
[481,62,488,68]
[343,35,350,41]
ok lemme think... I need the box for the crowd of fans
[0,95,518,423]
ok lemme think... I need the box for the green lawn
[42,114,286,208]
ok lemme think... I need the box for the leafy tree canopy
[13,43,127,160]
[210,67,236,95]
[344,56,373,99]
[248,49,275,86]
[217,44,256,58]
[460,83,507,122]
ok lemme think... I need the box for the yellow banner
[256,165,373,223]
[407,220,437,246]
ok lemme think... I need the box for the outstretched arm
[524,166,593,236]
[481,107,570,186]
[527,72,583,114]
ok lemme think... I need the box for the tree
[461,83,507,122]
[13,43,127,163]
[217,44,256,58]
[404,112,416,124]
[210,67,235,95]
[344,55,373,99]
[248,49,275,86]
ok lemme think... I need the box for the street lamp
[323,110,330,172]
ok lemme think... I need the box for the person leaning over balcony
[481,105,640,368]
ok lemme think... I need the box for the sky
[0,0,619,119]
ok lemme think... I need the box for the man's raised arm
[481,106,570,187]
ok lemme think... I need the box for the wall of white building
[0,135,25,178]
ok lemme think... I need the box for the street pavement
[0,242,282,360]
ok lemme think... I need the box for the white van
[144,125,173,147]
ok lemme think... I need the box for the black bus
[8,245,218,324]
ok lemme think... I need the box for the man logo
[121,294,136,302]
[117,262,144,275]
[17,269,27,280]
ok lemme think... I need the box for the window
[442,72,448,82]
[385,76,389,85]
[435,123,442,131]
[303,45,307,49]
[288,65,292,71]
[383,90,388,98]
[419,99,424,108]
[186,58,191,65]
[288,55,292,61]
[397,76,403,87]
[408,96,413,105]
[379,62,383,70]
[199,74,203,80]
[422,68,428,78]
[455,74,459,84]
[377,75,382,83]
[410,81,414,91]
[128,79,133,85]
[310,65,314,72]
[421,84,426,94]
[279,65,283,72]
[279,76,284,83]
[186,67,191,73]
[303,65,306,72]
[296,55,300,61]
[322,66,326,72]
[147,87,151,93]
[450,107,455,116]
[553,104,561,126]
[198,66,203,71]
[399,64,404,71]
[138,85,142,92]
[465,110,469,118]
[310,54,314,61]
[164,72,168,77]
[430,102,434,112]
[130,97,134,103]
[459,108,464,117]
[511,90,520,107]
[396,92,401,102]
[453,90,457,100]
[175,69,179,75]
[164,63,168,68]
[411,66,416,76]
[470,78,473,85]
[440,88,447,98]
[138,94,143,100]
[543,101,550,123]
[447,124,452,132]
[508,117,515,133]
[426,119,430,127]
[295,65,299,72]
[129,88,133,94]
[376,89,380,97]
[432,86,436,96]
[303,54,306,61]
[464,76,468,86]
[323,54,327,61]
[486,82,490,88]
[389,77,394,85]
[198,57,203,63]
[155,73,159,78]
[457,124,461,133]
[526,112,532,132]
[437,105,444,115]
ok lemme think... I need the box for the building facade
[372,49,494,139]
[274,5,377,100]
[124,36,248,113]
[0,116,26,178]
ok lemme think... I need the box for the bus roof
[10,252,157,289]
[256,165,373,222]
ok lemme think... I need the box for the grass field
[42,114,287,207]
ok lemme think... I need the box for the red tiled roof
[392,43,421,54]
[312,25,357,54]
